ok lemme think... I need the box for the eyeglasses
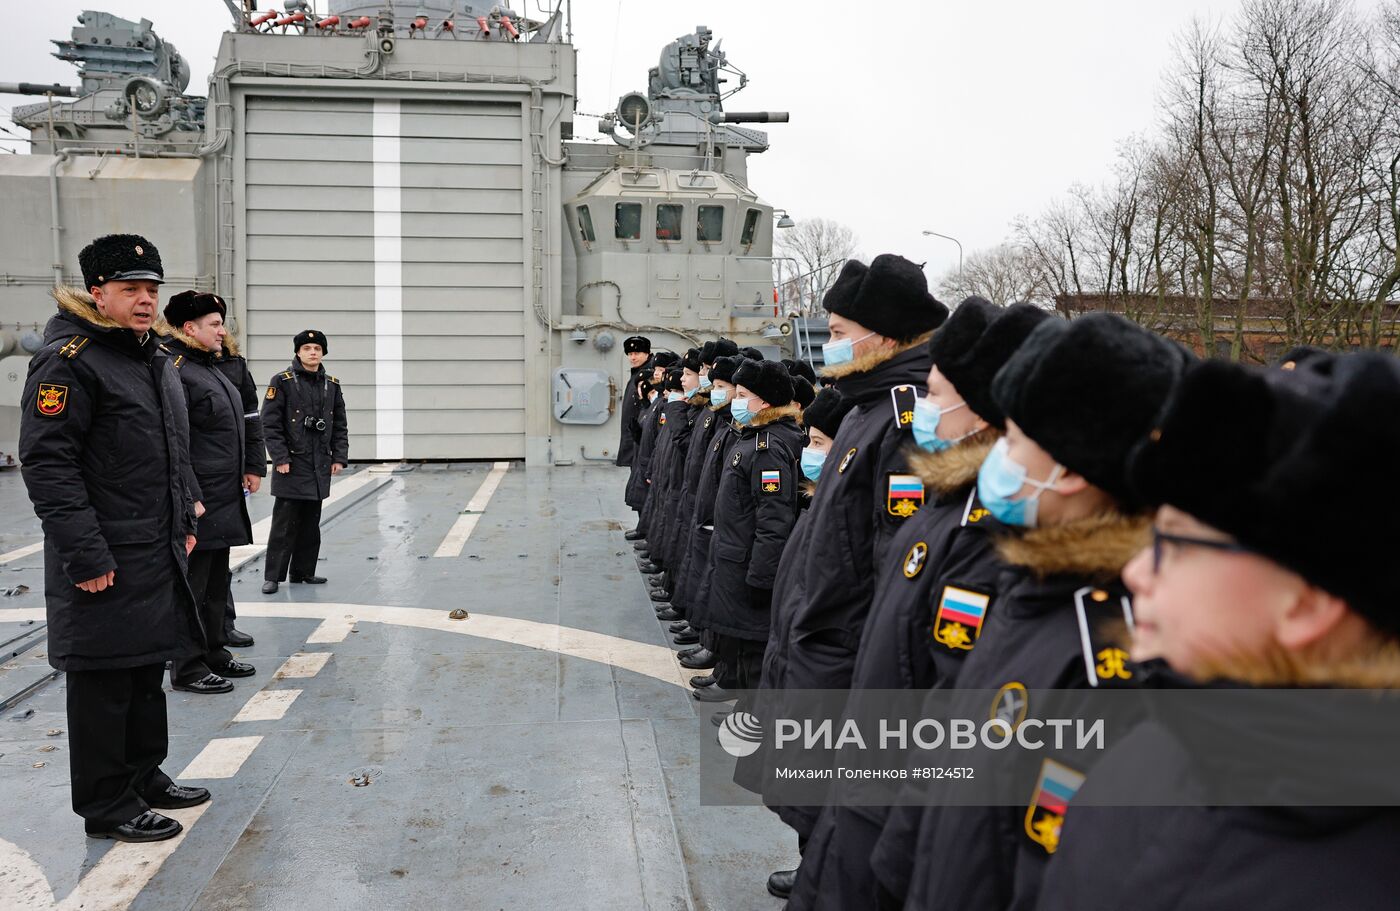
[1151,527,1252,574]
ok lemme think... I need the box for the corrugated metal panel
[242,94,527,460]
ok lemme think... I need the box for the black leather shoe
[693,684,736,703]
[668,621,691,635]
[673,630,700,645]
[213,660,256,679]
[172,673,233,694]
[767,870,798,899]
[225,628,255,648]
[690,674,717,688]
[290,575,327,584]
[649,589,672,602]
[711,709,732,727]
[633,540,649,551]
[86,810,183,843]
[145,784,211,810]
[677,645,704,659]
[261,581,279,594]
[679,648,715,669]
[655,607,682,621]
[647,576,667,588]
[624,529,645,541]
[635,550,651,560]
[638,562,662,575]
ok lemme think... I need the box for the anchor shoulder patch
[902,541,928,578]
[1073,587,1137,688]
[837,447,858,474]
[265,386,277,400]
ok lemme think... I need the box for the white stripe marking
[231,689,302,723]
[0,541,43,565]
[54,803,210,911]
[434,462,511,558]
[307,615,356,643]
[373,97,404,462]
[274,652,332,679]
[178,736,264,779]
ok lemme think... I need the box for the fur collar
[690,392,711,408]
[709,400,731,414]
[905,431,999,496]
[997,512,1150,580]
[153,319,212,352]
[821,331,934,380]
[222,332,241,357]
[751,402,803,428]
[52,285,122,329]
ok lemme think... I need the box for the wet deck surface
[0,464,796,910]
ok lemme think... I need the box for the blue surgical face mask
[666,391,683,403]
[730,396,755,425]
[822,330,876,367]
[912,397,971,452]
[684,384,699,399]
[800,448,827,481]
[709,386,730,407]
[699,374,712,389]
[976,437,1064,528]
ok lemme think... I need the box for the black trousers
[223,587,239,637]
[264,497,323,582]
[174,547,232,683]
[714,635,765,690]
[66,663,173,829]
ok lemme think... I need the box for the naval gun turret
[4,11,205,153]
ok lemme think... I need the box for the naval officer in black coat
[617,334,652,468]
[259,329,348,594]
[19,234,211,842]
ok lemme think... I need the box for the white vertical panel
[373,98,405,460]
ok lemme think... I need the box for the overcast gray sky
[0,0,1350,283]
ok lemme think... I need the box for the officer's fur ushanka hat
[992,312,1189,507]
[739,346,765,361]
[80,233,164,289]
[701,338,739,365]
[929,299,1054,430]
[294,329,327,354]
[802,386,854,439]
[733,359,795,408]
[821,254,948,343]
[163,290,226,328]
[680,348,704,373]
[651,351,680,368]
[782,358,818,385]
[1128,351,1400,635]
[709,355,743,385]
[624,335,651,354]
[663,367,685,392]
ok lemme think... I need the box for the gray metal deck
[0,464,796,910]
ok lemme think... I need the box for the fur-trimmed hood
[821,331,934,381]
[750,402,803,428]
[905,431,999,497]
[996,512,1150,581]
[51,285,122,330]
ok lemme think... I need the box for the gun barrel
[0,82,78,97]
[718,111,790,123]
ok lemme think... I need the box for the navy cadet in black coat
[211,325,265,648]
[158,291,258,693]
[1035,352,1400,911]
[636,366,690,567]
[19,234,211,843]
[646,348,707,601]
[697,360,805,702]
[789,301,1053,910]
[898,314,1189,911]
[755,255,948,886]
[616,334,651,469]
[259,329,349,594]
[624,351,677,518]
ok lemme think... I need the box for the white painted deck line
[273,652,332,679]
[177,736,265,780]
[433,462,511,558]
[0,541,44,565]
[231,689,302,723]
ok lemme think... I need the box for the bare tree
[935,244,1046,306]
[774,218,860,316]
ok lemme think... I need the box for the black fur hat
[992,313,1189,506]
[294,329,327,354]
[821,254,949,343]
[782,358,817,384]
[733,359,795,408]
[652,350,680,369]
[663,367,685,392]
[709,355,742,385]
[802,387,853,439]
[930,300,1054,429]
[792,375,816,409]
[79,233,164,290]
[739,346,765,361]
[1128,353,1400,634]
[680,347,704,373]
[623,335,651,354]
[163,290,226,328]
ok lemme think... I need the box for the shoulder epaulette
[58,336,91,360]
[280,371,294,381]
[891,384,917,429]
[1073,587,1137,688]
[755,431,770,452]
[172,354,185,368]
[327,375,340,385]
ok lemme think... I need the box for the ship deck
[0,463,795,910]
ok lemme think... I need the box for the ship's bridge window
[577,206,596,243]
[741,208,762,246]
[697,205,724,243]
[615,203,642,240]
[657,204,684,242]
